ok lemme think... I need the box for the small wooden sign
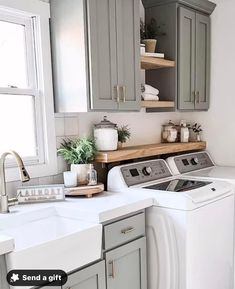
[17,185,65,204]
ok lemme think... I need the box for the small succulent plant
[118,125,131,144]
[140,18,166,42]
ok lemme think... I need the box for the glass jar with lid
[162,120,178,143]
[94,116,118,151]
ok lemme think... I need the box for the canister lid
[94,116,117,129]
[162,120,175,128]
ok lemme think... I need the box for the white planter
[71,164,89,185]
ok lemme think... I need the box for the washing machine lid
[142,178,232,204]
[144,179,212,192]
[185,166,235,181]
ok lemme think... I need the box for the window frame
[0,0,57,182]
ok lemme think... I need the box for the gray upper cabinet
[50,0,141,112]
[142,0,215,112]
[63,261,106,289]
[178,7,196,110]
[105,237,147,289]
[116,0,141,110]
[195,13,210,110]
[178,6,210,110]
[87,0,118,110]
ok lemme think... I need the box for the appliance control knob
[142,166,152,176]
[191,157,199,165]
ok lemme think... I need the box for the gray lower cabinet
[105,237,147,289]
[178,6,210,110]
[50,0,140,112]
[39,261,105,289]
[63,261,106,289]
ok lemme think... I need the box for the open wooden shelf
[142,100,175,108]
[95,142,207,163]
[141,56,175,70]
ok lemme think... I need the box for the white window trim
[0,0,57,182]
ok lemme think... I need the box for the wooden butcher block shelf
[95,142,207,164]
[141,56,175,70]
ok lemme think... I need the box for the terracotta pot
[70,164,89,185]
[143,39,157,53]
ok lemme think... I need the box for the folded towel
[142,93,159,101]
[142,84,159,95]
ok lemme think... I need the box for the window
[0,1,57,181]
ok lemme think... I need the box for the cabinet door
[87,0,118,110]
[63,261,106,289]
[195,13,210,110]
[178,7,196,110]
[105,237,147,289]
[115,0,141,111]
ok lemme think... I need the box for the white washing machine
[108,159,234,289]
[167,151,235,186]
[167,151,235,289]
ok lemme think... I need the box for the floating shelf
[142,100,175,108]
[141,56,175,70]
[95,142,206,164]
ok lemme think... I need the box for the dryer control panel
[169,152,214,174]
[121,160,172,187]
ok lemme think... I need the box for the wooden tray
[65,183,104,198]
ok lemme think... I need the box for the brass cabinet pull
[121,226,135,234]
[193,91,197,105]
[121,86,126,103]
[108,260,115,278]
[196,91,200,103]
[192,91,195,103]
[114,85,120,103]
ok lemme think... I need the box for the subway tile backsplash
[64,117,79,136]
[6,115,74,197]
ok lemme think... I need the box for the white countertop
[0,190,153,256]
[0,235,14,255]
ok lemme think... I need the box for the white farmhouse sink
[0,207,102,273]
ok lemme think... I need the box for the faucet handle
[8,197,18,207]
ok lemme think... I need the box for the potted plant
[191,123,203,142]
[58,137,97,185]
[140,18,166,53]
[118,125,131,149]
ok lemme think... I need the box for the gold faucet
[0,151,30,213]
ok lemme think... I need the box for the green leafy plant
[191,123,203,134]
[57,137,97,164]
[118,125,131,144]
[140,18,166,42]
